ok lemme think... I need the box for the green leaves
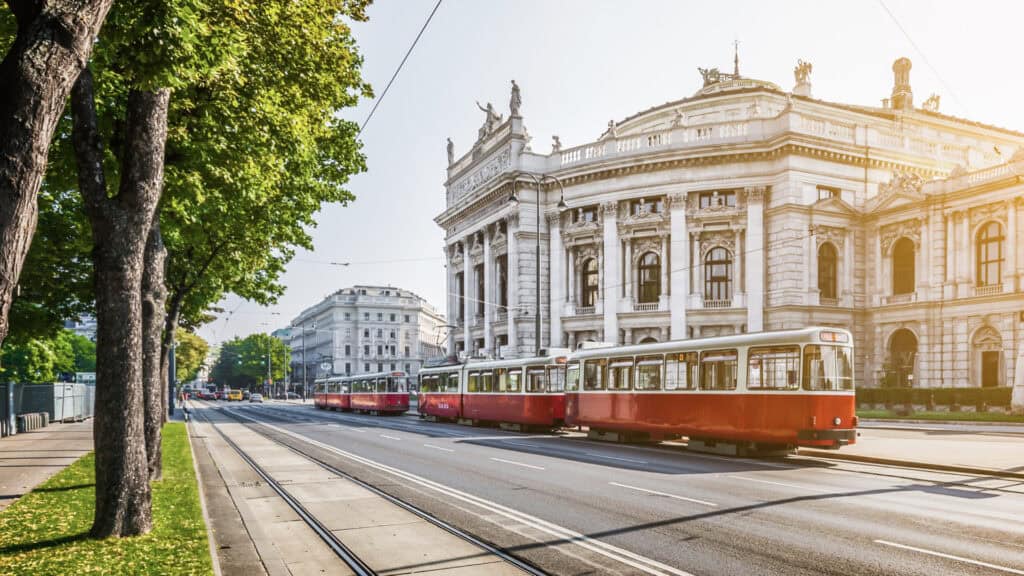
[174,331,208,383]
[0,329,94,383]
[209,332,289,388]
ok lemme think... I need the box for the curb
[185,406,224,576]
[860,418,1024,428]
[798,449,1024,480]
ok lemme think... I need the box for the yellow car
[227,389,243,401]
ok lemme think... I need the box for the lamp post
[508,172,567,356]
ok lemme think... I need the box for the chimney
[891,57,913,110]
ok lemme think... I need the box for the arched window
[704,247,732,301]
[581,258,599,307]
[637,252,660,303]
[818,243,838,300]
[889,329,917,387]
[892,237,915,295]
[976,221,1004,287]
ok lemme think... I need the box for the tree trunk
[0,0,113,346]
[72,68,170,538]
[142,220,167,481]
[160,290,184,422]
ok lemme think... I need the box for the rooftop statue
[551,135,562,152]
[922,94,940,113]
[446,137,454,165]
[475,101,503,140]
[698,66,721,87]
[794,59,812,84]
[510,80,522,117]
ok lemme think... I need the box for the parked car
[285,392,301,400]
[214,391,224,400]
[242,391,251,400]
[249,393,263,403]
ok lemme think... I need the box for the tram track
[192,404,376,575]
[200,401,549,576]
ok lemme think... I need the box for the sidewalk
[0,420,93,511]
[799,426,1024,479]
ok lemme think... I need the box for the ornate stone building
[435,59,1024,403]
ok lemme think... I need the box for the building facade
[286,285,446,387]
[435,57,1024,403]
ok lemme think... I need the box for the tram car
[344,371,411,414]
[565,327,857,451]
[313,376,350,411]
[418,351,570,429]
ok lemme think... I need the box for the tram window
[421,375,434,393]
[700,349,738,390]
[507,368,522,392]
[526,367,547,393]
[341,384,349,394]
[386,377,405,393]
[803,345,854,391]
[480,371,494,392]
[635,356,663,390]
[583,359,606,390]
[547,366,565,393]
[608,358,633,390]
[467,372,480,393]
[566,363,580,391]
[446,373,460,393]
[495,368,508,392]
[748,346,800,390]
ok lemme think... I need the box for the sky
[198,0,1024,346]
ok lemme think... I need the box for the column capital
[744,186,767,202]
[600,200,619,219]
[545,211,562,225]
[668,192,687,208]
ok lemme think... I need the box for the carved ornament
[450,148,512,201]
[969,202,1006,229]
[879,218,921,255]
[699,230,737,258]
[574,244,600,268]
[812,225,846,249]
[631,237,663,263]
[878,169,924,200]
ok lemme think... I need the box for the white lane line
[730,475,830,493]
[231,411,694,576]
[423,444,455,453]
[874,540,1024,575]
[609,482,717,507]
[489,457,545,471]
[380,434,401,441]
[586,452,649,465]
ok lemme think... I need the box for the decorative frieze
[631,236,663,262]
[449,148,512,201]
[969,202,1006,229]
[880,218,921,255]
[812,224,846,249]
[699,230,736,257]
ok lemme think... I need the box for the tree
[174,331,208,384]
[0,328,88,382]
[210,334,288,389]
[0,1,113,347]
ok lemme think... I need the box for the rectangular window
[377,345,383,356]
[447,373,460,393]
[390,314,396,322]
[404,363,411,373]
[377,313,383,321]
[344,313,351,320]
[390,363,396,371]
[635,355,663,390]
[802,345,854,391]
[480,371,494,392]
[583,359,606,390]
[390,330,396,339]
[377,328,383,337]
[699,191,736,208]
[700,349,738,390]
[363,345,370,356]
[363,329,369,338]
[404,346,410,357]
[526,367,546,392]
[574,206,598,223]
[364,363,370,372]
[495,368,508,392]
[748,346,801,390]
[547,366,565,392]
[475,263,485,316]
[507,368,522,392]
[390,345,396,356]
[817,185,839,201]
[468,371,480,393]
[377,363,383,372]
[345,345,351,356]
[608,358,633,390]
[497,254,508,309]
[345,363,351,375]
[566,363,580,391]
[364,312,369,321]
[405,315,411,323]
[665,352,698,390]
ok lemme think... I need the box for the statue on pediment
[509,80,522,117]
[601,120,618,140]
[794,59,812,84]
[446,137,454,165]
[551,135,562,152]
[698,66,721,87]
[476,101,503,140]
[671,108,687,128]
[880,169,924,198]
[922,94,940,113]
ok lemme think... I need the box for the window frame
[583,358,606,390]
[818,242,838,300]
[565,363,580,391]
[581,258,599,307]
[700,349,738,391]
[607,357,633,391]
[892,237,916,295]
[976,221,1004,287]
[634,355,663,391]
[704,247,733,300]
[637,252,661,304]
[747,345,801,390]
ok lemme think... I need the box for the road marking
[586,452,649,465]
[490,457,545,470]
[730,475,829,493]
[380,434,401,441]
[423,444,454,453]
[874,540,1024,575]
[609,482,717,507]
[231,411,695,576]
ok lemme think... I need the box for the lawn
[857,409,1024,424]
[0,422,213,575]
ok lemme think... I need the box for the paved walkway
[0,420,93,511]
[800,425,1024,478]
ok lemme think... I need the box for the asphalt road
[217,402,1024,576]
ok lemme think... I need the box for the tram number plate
[438,402,451,410]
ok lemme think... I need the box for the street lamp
[507,172,568,356]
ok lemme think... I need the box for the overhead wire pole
[357,0,443,138]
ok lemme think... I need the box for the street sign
[320,362,331,371]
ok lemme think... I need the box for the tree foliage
[174,331,208,384]
[210,333,289,389]
[0,329,96,383]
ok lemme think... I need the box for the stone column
[875,230,883,300]
[918,215,930,296]
[623,328,633,345]
[808,225,819,305]
[602,201,620,343]
[843,231,854,306]
[956,211,969,288]
[463,235,473,355]
[446,244,455,355]
[659,233,670,307]
[1016,199,1024,285]
[944,211,954,298]
[483,227,493,354]
[692,232,701,300]
[1006,199,1017,292]
[623,238,633,301]
[507,214,519,357]
[733,229,743,306]
[745,187,765,332]
[548,212,564,348]
[669,193,689,339]
[567,247,576,306]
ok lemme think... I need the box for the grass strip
[858,409,1024,423]
[0,422,213,575]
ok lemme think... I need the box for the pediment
[813,195,859,216]
[868,191,925,213]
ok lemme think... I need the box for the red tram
[314,371,411,414]
[418,352,569,429]
[565,327,857,451]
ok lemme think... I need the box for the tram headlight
[833,417,842,426]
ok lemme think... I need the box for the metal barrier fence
[0,382,96,437]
